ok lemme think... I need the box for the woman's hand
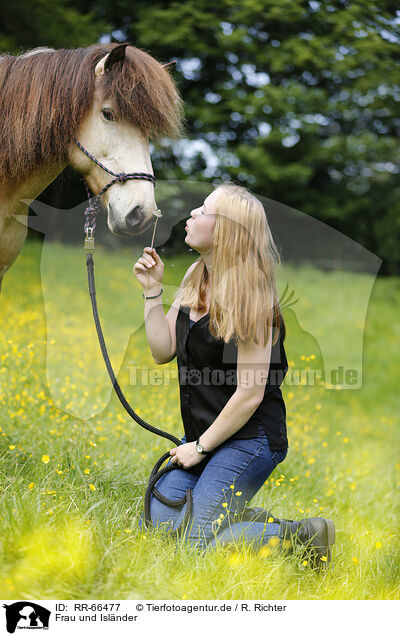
[133,247,164,290]
[170,442,206,469]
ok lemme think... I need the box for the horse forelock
[0,44,184,187]
[97,45,185,140]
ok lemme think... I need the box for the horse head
[67,43,181,237]
[0,43,183,290]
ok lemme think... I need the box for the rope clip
[84,227,95,251]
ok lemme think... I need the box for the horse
[0,42,184,293]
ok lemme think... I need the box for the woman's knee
[182,507,229,546]
[137,507,173,531]
[149,490,180,528]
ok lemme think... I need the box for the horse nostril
[125,205,144,228]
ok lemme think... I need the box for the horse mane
[0,43,185,186]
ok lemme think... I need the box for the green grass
[0,239,399,599]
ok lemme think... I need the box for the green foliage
[0,0,108,50]
[1,0,399,271]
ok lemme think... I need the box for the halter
[73,136,156,249]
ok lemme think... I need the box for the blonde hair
[174,182,285,347]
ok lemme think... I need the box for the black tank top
[176,305,289,451]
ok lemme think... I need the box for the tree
[1,0,399,272]
[0,0,108,51]
[91,0,400,272]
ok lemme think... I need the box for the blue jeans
[138,423,288,552]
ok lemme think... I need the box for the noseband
[73,136,156,247]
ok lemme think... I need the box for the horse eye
[102,109,116,122]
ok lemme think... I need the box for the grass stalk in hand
[144,209,162,299]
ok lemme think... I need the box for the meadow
[0,239,399,600]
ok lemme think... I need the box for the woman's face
[185,190,218,253]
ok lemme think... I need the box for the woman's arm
[170,318,273,468]
[197,323,273,451]
[133,248,196,364]
[133,247,170,364]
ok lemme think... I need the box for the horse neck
[0,161,66,221]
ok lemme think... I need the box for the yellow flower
[302,560,308,567]
[9,445,15,450]
[321,555,328,562]
[56,470,63,475]
[42,454,50,464]
[84,468,90,475]
[89,483,96,491]
[222,502,228,508]
[229,552,242,566]
[28,482,35,490]
[268,536,280,548]
[259,545,271,558]
[230,485,234,489]
[375,541,382,549]
[124,529,132,533]
[267,517,274,523]
[352,556,358,565]
[235,491,242,496]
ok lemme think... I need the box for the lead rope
[74,136,193,536]
[86,250,193,532]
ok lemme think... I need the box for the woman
[133,182,335,568]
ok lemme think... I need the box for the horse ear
[94,43,128,77]
[162,60,177,70]
[105,43,128,69]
